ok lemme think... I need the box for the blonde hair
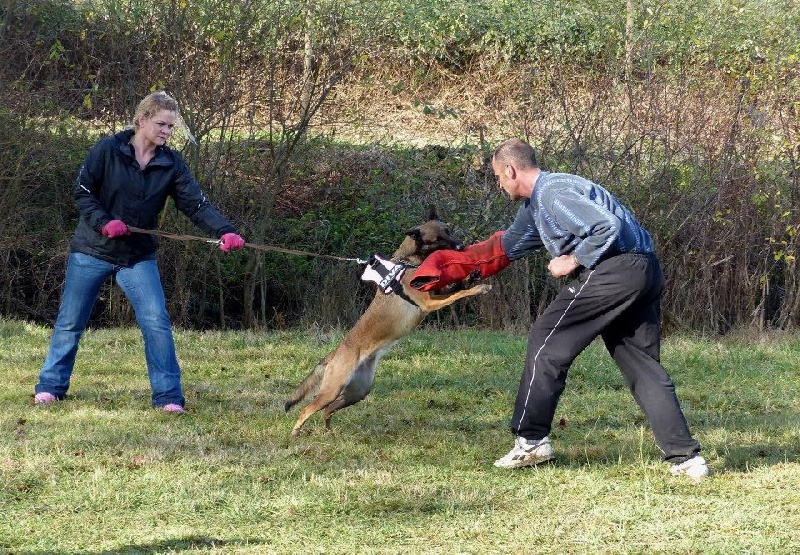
[129,90,196,144]
[132,91,179,130]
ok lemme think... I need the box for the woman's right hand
[102,219,130,238]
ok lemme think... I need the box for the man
[411,138,707,479]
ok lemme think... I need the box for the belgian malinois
[284,207,491,436]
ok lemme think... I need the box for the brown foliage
[1,2,799,333]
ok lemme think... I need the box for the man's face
[491,156,522,201]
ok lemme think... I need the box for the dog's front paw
[475,283,492,294]
[464,269,482,288]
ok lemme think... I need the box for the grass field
[1,318,799,554]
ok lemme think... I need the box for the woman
[34,91,245,413]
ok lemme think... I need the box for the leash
[127,226,368,264]
[128,226,421,306]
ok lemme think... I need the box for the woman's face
[137,109,177,147]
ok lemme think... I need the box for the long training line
[127,226,367,264]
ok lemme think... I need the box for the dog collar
[360,255,419,308]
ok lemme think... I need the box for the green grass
[2,318,800,554]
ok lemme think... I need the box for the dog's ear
[427,205,439,221]
[405,227,423,242]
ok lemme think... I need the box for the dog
[284,207,491,436]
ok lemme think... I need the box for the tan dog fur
[284,209,491,436]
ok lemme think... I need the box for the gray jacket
[501,171,654,268]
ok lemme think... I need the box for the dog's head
[394,206,462,264]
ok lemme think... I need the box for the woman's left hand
[219,233,245,252]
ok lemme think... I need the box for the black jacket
[70,129,236,265]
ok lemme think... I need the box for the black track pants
[510,252,701,462]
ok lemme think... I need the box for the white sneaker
[669,455,709,481]
[494,436,555,469]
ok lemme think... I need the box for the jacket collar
[115,129,173,168]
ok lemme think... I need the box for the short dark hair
[493,139,538,169]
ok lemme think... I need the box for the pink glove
[219,232,245,252]
[411,231,510,291]
[101,219,130,238]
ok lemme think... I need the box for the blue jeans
[35,252,185,408]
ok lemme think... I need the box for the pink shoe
[34,392,58,405]
[162,403,186,414]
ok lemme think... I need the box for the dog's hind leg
[291,350,364,436]
[291,385,345,436]
[285,359,327,412]
[323,353,378,429]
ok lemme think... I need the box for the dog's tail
[284,360,326,412]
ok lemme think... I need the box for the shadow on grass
[718,442,800,472]
[689,411,800,473]
[9,535,267,554]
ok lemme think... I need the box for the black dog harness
[360,254,419,307]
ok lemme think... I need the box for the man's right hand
[101,219,130,238]
[548,254,580,278]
